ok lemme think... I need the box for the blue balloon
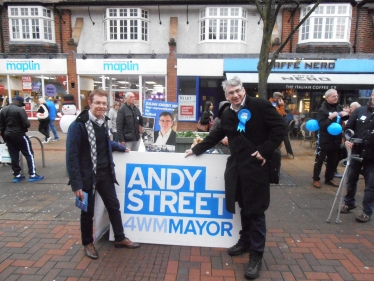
[306,119,319,132]
[327,123,342,135]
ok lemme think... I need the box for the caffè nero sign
[272,60,336,70]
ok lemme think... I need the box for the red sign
[22,76,32,91]
[0,84,4,95]
[180,106,194,116]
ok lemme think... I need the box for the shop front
[76,59,167,112]
[176,59,224,125]
[0,58,68,119]
[225,58,374,119]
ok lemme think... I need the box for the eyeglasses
[227,88,243,96]
[159,120,172,123]
[92,101,107,106]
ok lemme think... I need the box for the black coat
[192,96,286,215]
[345,105,374,161]
[316,101,347,150]
[117,103,143,142]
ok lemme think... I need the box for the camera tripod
[326,136,363,224]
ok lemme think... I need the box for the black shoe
[325,180,339,187]
[244,252,263,280]
[84,243,98,259]
[340,205,357,214]
[227,240,249,256]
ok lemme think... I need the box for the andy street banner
[111,152,241,247]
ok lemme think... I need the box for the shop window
[104,8,149,42]
[199,7,247,43]
[9,6,55,42]
[299,4,351,43]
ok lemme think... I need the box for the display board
[110,152,241,248]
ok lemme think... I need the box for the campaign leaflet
[75,191,88,212]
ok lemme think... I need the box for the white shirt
[154,129,172,145]
[88,110,105,126]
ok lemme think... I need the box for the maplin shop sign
[123,163,233,237]
[6,61,41,72]
[103,60,139,73]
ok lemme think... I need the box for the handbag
[36,104,49,120]
[0,143,11,163]
[196,119,209,132]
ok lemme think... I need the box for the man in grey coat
[185,77,285,280]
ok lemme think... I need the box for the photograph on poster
[143,101,178,153]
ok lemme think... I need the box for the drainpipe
[353,5,360,53]
[0,4,4,53]
[54,5,64,53]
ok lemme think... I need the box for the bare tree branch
[268,0,324,74]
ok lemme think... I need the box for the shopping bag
[0,143,11,163]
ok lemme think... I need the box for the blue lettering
[6,61,40,72]
[221,222,233,236]
[183,220,197,235]
[206,221,220,236]
[154,218,167,233]
[195,220,207,235]
[103,61,139,73]
[169,219,183,234]
[137,217,152,232]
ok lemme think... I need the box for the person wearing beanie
[0,96,44,182]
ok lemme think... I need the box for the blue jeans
[49,119,59,140]
[344,159,374,216]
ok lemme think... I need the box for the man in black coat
[340,91,374,223]
[185,76,285,280]
[312,89,349,189]
[117,92,143,151]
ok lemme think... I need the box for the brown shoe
[313,180,321,189]
[325,180,339,187]
[114,238,140,249]
[84,243,98,259]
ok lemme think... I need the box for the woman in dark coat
[198,101,214,132]
[36,97,51,143]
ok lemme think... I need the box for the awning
[226,73,374,90]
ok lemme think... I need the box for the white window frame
[103,8,149,42]
[299,4,351,43]
[199,7,247,43]
[9,6,55,43]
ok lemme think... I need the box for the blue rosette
[237,109,251,132]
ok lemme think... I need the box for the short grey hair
[222,76,242,95]
[350,102,361,109]
[325,88,337,98]
[125,92,135,98]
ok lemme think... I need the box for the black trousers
[38,120,50,140]
[236,186,266,253]
[81,171,125,245]
[345,159,374,216]
[313,148,338,182]
[4,134,36,176]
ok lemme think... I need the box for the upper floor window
[9,6,55,42]
[299,4,351,43]
[104,8,149,42]
[199,7,247,42]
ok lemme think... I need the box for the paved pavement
[0,132,373,281]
